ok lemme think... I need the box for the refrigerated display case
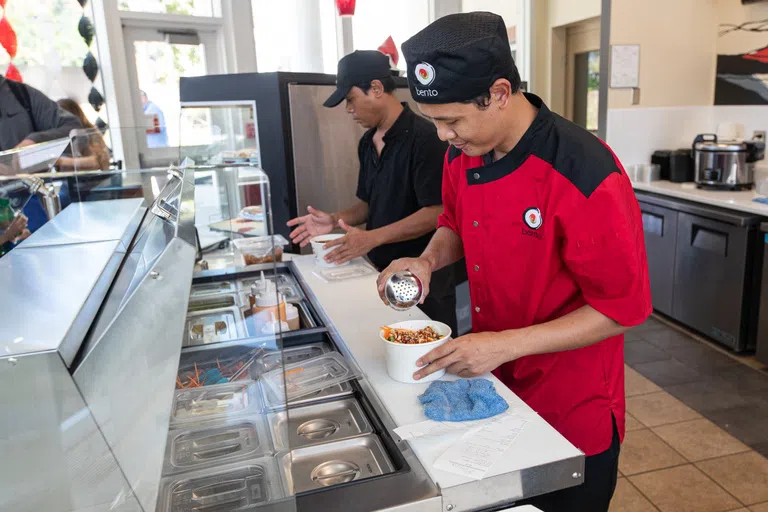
[1,151,585,511]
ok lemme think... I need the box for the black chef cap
[402,12,517,104]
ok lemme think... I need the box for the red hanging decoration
[0,16,18,59]
[335,0,355,17]
[5,62,22,82]
[0,0,6,8]
[378,36,399,67]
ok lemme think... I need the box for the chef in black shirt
[288,50,457,332]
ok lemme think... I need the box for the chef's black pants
[517,416,620,512]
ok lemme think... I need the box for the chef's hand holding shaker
[376,257,433,306]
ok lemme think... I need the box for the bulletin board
[610,44,640,89]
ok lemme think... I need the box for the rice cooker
[693,133,765,190]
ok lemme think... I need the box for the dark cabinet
[639,202,678,316]
[672,212,754,350]
[635,192,762,352]
[756,223,768,364]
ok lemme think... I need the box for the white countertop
[632,180,768,217]
[290,255,582,492]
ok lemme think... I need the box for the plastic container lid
[232,234,289,252]
[261,352,359,402]
[163,417,273,475]
[170,380,262,426]
[158,457,286,511]
[312,262,376,283]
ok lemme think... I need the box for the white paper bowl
[310,234,349,268]
[380,320,452,384]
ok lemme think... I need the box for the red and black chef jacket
[437,93,652,456]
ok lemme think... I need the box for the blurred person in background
[0,77,81,151]
[141,90,168,148]
[0,212,29,257]
[56,99,110,171]
[0,77,82,232]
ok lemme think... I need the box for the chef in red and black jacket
[377,12,652,512]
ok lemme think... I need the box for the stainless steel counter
[16,198,145,249]
[0,240,123,365]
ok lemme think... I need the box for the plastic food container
[261,353,359,403]
[312,262,376,283]
[380,320,452,384]
[157,457,286,512]
[176,346,265,389]
[309,234,348,268]
[233,235,290,266]
[163,417,273,475]
[170,380,263,426]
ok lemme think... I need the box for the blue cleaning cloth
[418,379,509,422]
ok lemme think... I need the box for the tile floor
[610,316,768,512]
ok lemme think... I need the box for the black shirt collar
[469,92,553,185]
[364,103,415,144]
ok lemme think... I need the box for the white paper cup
[380,320,452,384]
[310,234,349,268]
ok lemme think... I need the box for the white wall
[609,0,718,109]
[607,105,768,167]
[462,0,520,27]
[531,0,601,106]
[547,0,600,28]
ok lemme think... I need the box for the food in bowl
[381,325,446,345]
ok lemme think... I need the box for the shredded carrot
[381,326,392,339]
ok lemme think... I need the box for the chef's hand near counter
[322,220,379,265]
[413,305,631,380]
[287,206,336,247]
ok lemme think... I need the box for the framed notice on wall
[610,44,640,88]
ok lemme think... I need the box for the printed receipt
[433,416,528,480]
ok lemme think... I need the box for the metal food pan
[187,293,240,313]
[190,281,236,297]
[184,306,246,347]
[267,398,372,451]
[280,435,394,494]
[237,273,304,303]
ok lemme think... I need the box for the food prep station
[0,161,583,512]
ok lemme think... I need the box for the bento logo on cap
[523,207,543,230]
[415,62,436,86]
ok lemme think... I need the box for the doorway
[122,23,224,166]
[564,17,601,134]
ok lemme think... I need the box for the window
[118,0,217,17]
[351,0,430,71]
[462,0,528,82]
[0,0,104,124]
[252,0,338,74]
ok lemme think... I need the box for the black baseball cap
[323,50,392,108]
[402,12,516,104]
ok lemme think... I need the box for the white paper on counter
[433,416,528,480]
[393,408,537,441]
